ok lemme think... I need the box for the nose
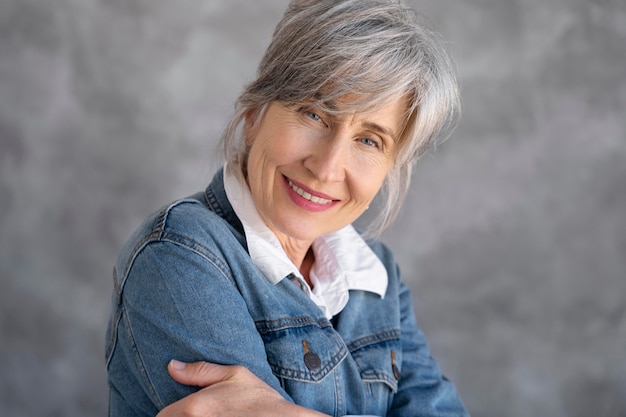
[303,133,348,183]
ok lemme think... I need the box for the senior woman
[106,0,468,416]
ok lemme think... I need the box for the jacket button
[304,352,322,370]
[392,363,401,381]
[391,350,401,381]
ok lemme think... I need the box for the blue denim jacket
[106,169,469,417]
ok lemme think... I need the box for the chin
[278,220,330,242]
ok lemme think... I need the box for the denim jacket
[106,169,469,417]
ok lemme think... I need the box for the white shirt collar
[222,164,388,318]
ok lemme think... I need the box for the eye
[298,107,329,128]
[305,111,323,123]
[359,137,381,149]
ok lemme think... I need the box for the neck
[299,249,315,287]
[280,238,315,286]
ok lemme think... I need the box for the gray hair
[221,0,460,237]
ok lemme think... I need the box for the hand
[156,360,330,417]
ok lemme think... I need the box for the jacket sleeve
[107,238,293,416]
[388,274,470,416]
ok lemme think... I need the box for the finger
[167,360,234,387]
[156,389,207,417]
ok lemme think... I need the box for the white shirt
[223,164,388,319]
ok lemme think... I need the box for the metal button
[391,350,401,381]
[304,352,322,370]
[392,363,401,381]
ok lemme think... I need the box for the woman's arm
[156,361,331,417]
[158,361,384,417]
[108,239,290,415]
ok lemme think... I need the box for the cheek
[247,137,278,171]
[350,174,387,206]
[351,158,392,201]
[252,127,308,165]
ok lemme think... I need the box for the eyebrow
[320,99,400,142]
[361,121,399,142]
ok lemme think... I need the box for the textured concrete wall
[1,0,625,416]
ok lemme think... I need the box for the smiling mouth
[287,179,334,205]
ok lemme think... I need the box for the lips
[282,175,341,212]
[287,179,334,204]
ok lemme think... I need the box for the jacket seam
[204,184,224,217]
[121,308,165,410]
[105,305,122,367]
[346,328,401,352]
[119,199,201,278]
[255,316,332,333]
[361,375,398,393]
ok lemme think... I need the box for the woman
[106,0,468,416]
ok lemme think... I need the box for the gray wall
[1,0,625,416]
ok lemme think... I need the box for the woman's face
[245,97,406,245]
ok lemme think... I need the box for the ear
[243,108,261,145]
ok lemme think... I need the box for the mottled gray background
[1,0,625,416]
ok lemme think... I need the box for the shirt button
[304,352,322,370]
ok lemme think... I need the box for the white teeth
[288,180,332,204]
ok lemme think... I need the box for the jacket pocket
[256,316,348,383]
[349,330,402,394]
